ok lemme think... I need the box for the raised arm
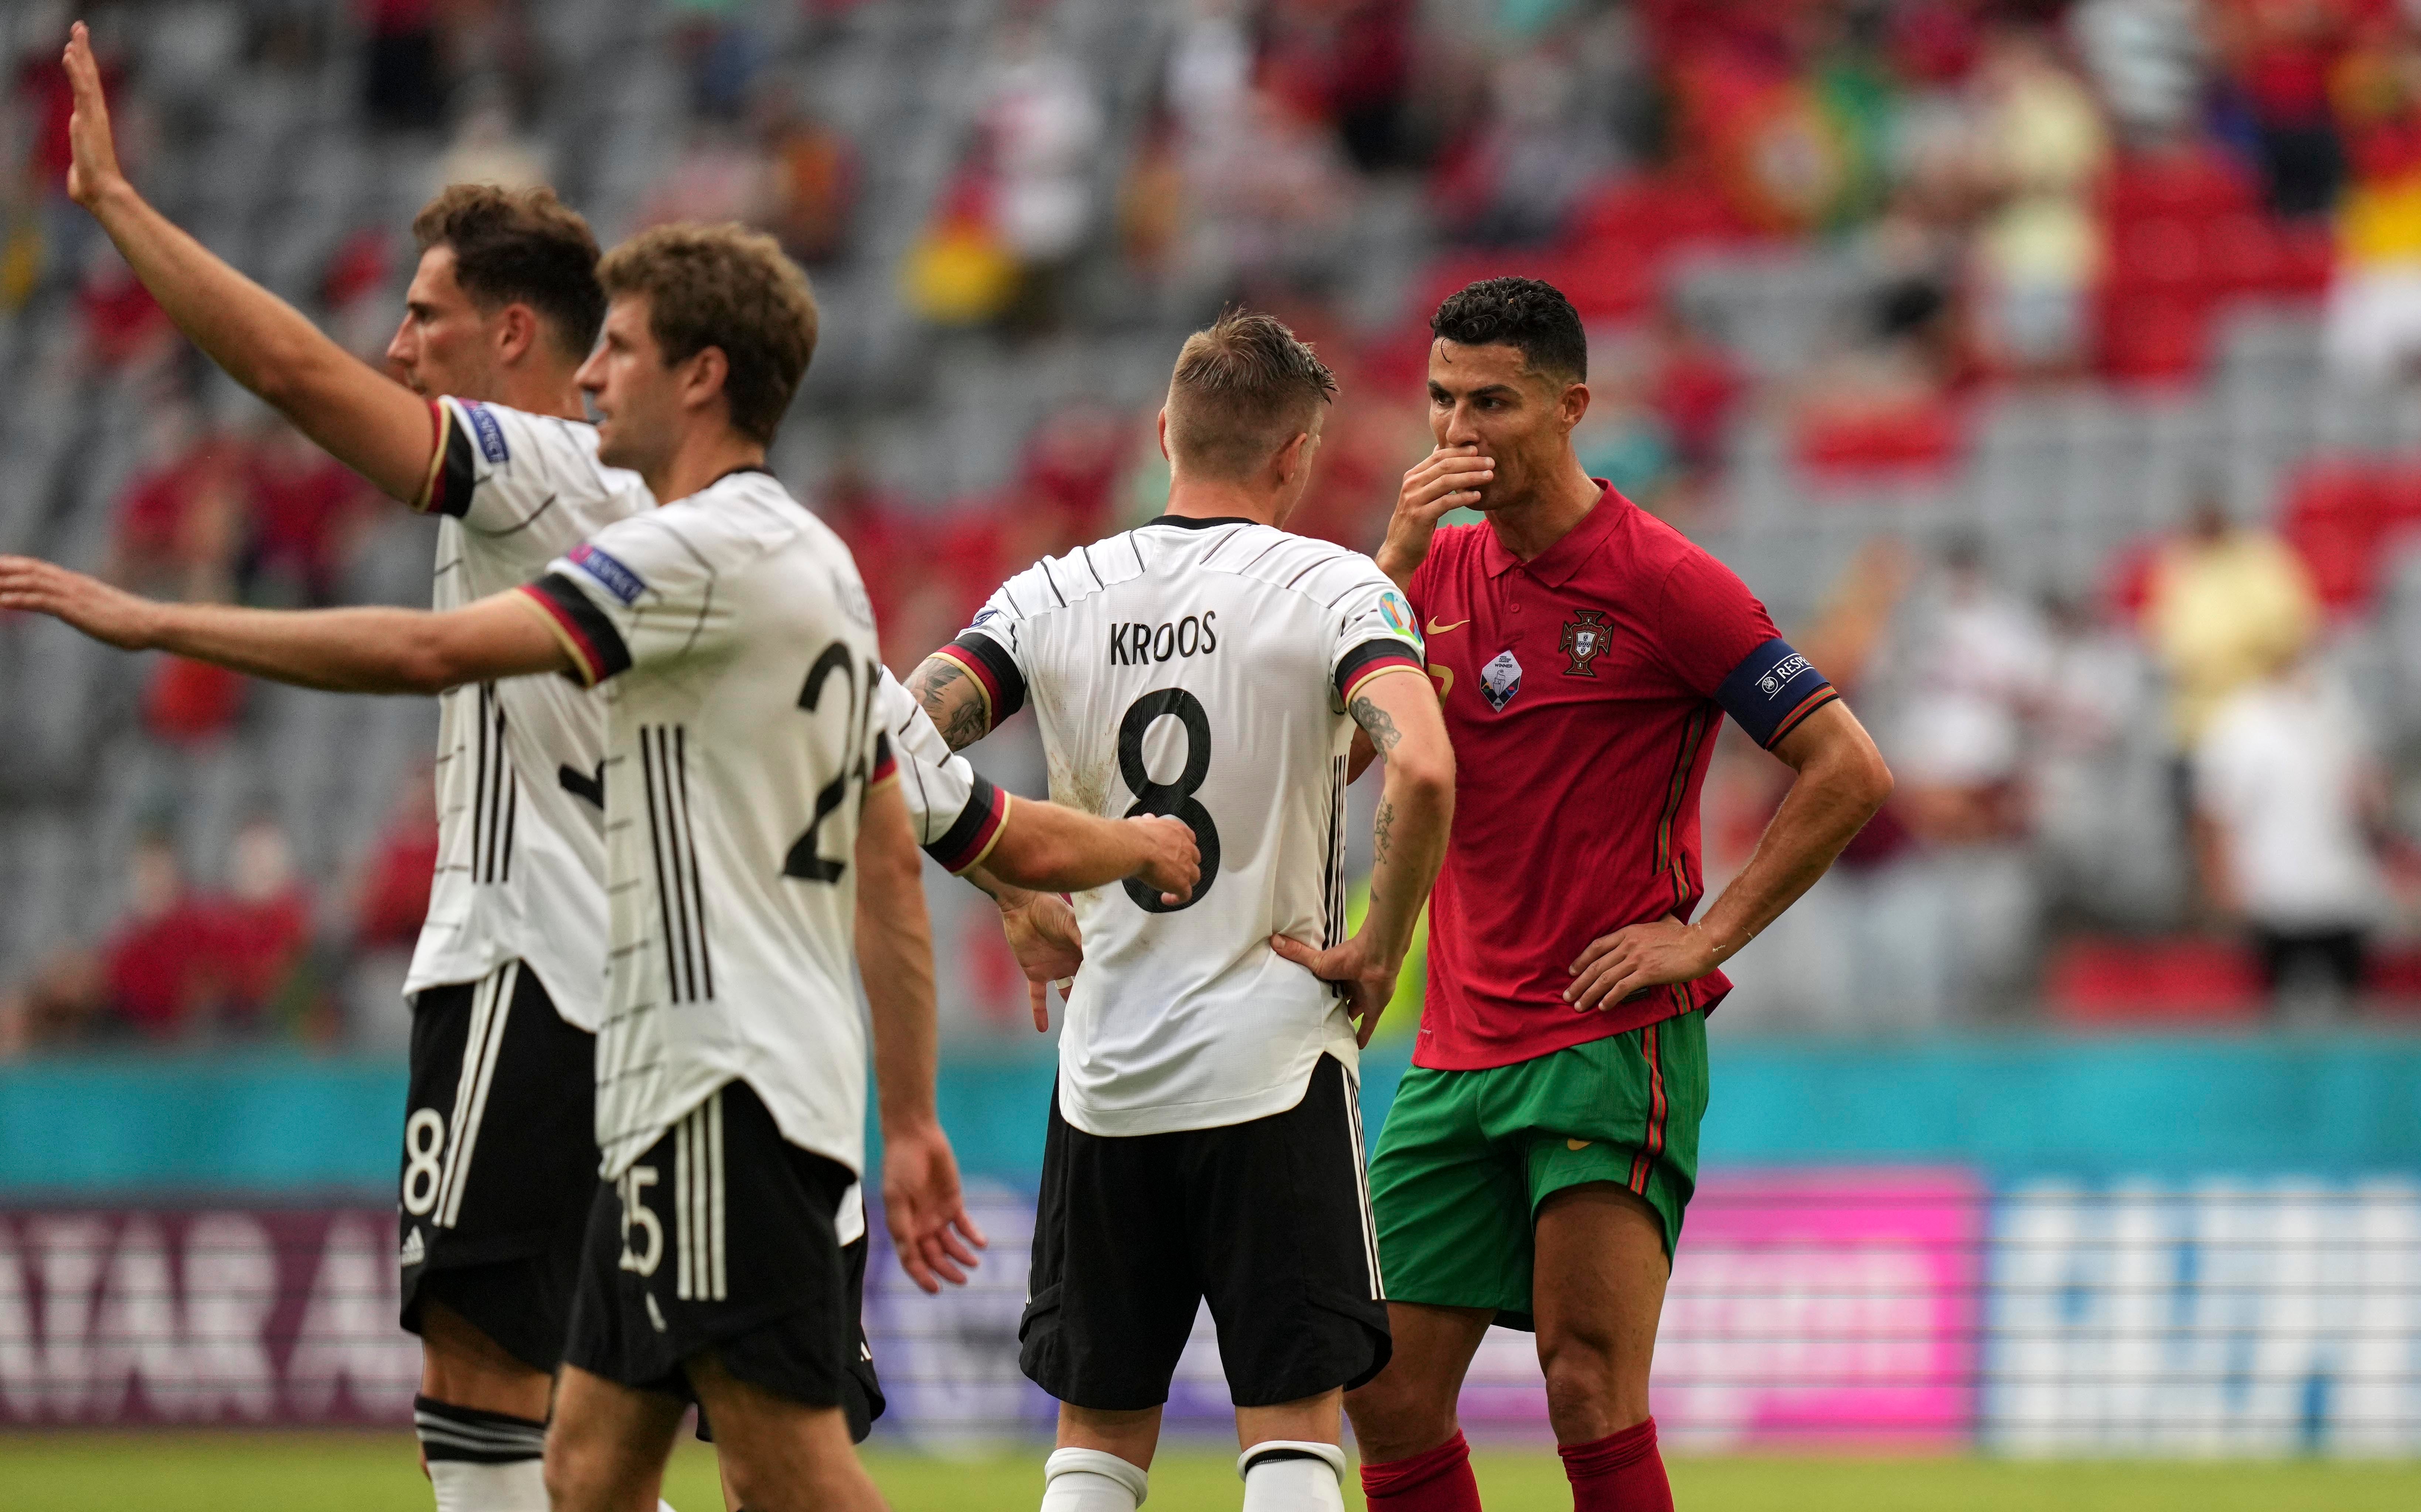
[1270,667,1455,1044]
[854,780,985,1293]
[62,24,433,502]
[0,554,568,693]
[1566,698,1892,1009]
[1376,444,1494,591]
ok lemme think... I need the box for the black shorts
[398,960,597,1373]
[1019,1054,1390,1411]
[564,1079,859,1413]
[697,1221,887,1444]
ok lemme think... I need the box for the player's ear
[1273,429,1313,488]
[495,303,540,368]
[1560,378,1591,433]
[1155,407,1171,464]
[681,345,732,417]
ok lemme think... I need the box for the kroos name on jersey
[1107,612,1218,667]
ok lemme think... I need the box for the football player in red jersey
[1282,279,1892,1512]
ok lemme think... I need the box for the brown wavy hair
[596,223,819,445]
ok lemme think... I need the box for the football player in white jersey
[0,222,984,1512]
[54,31,1194,1507]
[59,28,632,1504]
[906,311,1457,1512]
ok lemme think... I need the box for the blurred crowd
[18,0,2421,1052]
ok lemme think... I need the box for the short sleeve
[1330,573,1427,703]
[414,397,567,534]
[517,513,733,688]
[931,565,1052,732]
[1656,551,1838,748]
[871,668,1011,872]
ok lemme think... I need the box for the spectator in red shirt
[238,417,371,606]
[210,814,314,1032]
[100,833,223,1038]
[355,767,440,949]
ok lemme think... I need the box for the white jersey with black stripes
[873,667,1014,876]
[519,469,890,1181]
[407,396,649,1032]
[941,515,1426,1137]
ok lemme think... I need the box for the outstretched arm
[981,805,1198,902]
[855,781,985,1293]
[62,23,433,503]
[1271,667,1455,1044]
[1566,698,1891,1009]
[0,554,568,693]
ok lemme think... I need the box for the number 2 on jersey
[1117,689,1221,912]
[784,641,876,883]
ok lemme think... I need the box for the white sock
[1041,1446,1150,1511]
[426,1458,549,1512]
[416,1394,549,1512]
[1237,1441,1346,1512]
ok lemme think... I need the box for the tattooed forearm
[1372,796,1397,868]
[909,654,992,751]
[1350,693,1403,755]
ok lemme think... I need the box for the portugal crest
[1560,609,1611,677]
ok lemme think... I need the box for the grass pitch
[3,1432,2419,1510]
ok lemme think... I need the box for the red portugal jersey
[1406,484,1835,1070]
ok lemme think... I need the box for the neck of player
[1487,452,1603,562]
[492,358,589,425]
[1163,474,1285,528]
[646,428,768,506]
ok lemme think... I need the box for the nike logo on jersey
[1426,617,1470,635]
[559,761,606,809]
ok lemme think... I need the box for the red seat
[2047,936,2262,1024]
[2098,294,2208,382]
[2201,214,2284,296]
[1794,400,1964,479]
[2108,218,2207,300]
[2100,144,2258,225]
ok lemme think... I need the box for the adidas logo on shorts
[398,1226,426,1268]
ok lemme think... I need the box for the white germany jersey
[943,515,1425,1137]
[520,469,889,1181]
[406,396,648,1031]
[876,667,1015,875]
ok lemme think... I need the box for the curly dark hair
[412,184,605,361]
[1430,276,1587,385]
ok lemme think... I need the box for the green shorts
[1367,1012,1708,1331]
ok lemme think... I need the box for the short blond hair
[1165,309,1337,481]
[597,223,818,444]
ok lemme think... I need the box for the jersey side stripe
[437,961,516,1228]
[674,1104,694,1300]
[1343,1065,1382,1299]
[674,727,715,1000]
[706,1089,726,1300]
[471,685,494,884]
[639,729,690,1003]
